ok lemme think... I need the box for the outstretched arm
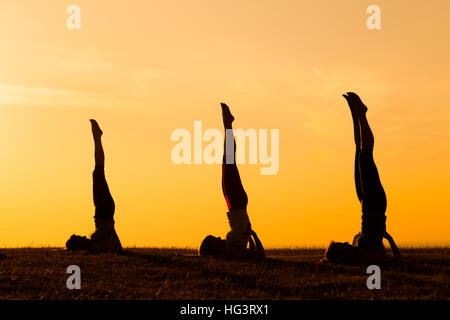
[249,230,265,259]
[384,232,401,261]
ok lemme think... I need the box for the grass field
[0,248,448,300]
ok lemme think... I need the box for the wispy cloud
[0,83,111,108]
[53,58,113,72]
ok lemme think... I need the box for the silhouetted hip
[93,166,115,220]
[358,150,387,248]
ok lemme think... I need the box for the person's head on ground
[199,235,226,256]
[66,234,92,251]
[323,241,360,264]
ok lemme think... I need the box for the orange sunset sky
[0,0,449,247]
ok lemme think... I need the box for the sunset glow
[0,0,449,248]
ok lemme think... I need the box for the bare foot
[90,119,103,139]
[220,103,235,127]
[343,92,368,114]
[343,93,359,116]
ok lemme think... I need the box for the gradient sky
[0,0,449,247]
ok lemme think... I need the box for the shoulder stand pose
[199,103,265,260]
[66,120,122,252]
[324,93,401,264]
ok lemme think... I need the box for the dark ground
[0,247,448,299]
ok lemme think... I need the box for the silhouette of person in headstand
[199,103,265,260]
[324,93,400,264]
[66,120,122,252]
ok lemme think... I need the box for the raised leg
[343,93,363,202]
[343,93,386,248]
[358,148,386,247]
[90,119,104,167]
[220,103,248,210]
[90,120,115,220]
[359,113,374,151]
